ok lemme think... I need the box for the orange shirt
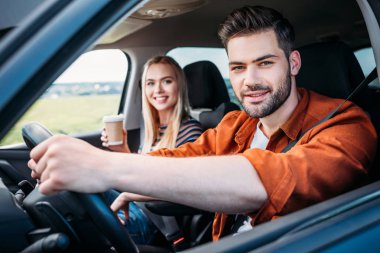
[150,88,377,241]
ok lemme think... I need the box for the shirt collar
[234,115,258,148]
[279,87,309,140]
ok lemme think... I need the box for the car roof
[1,0,368,50]
[113,0,366,49]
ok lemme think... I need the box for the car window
[167,47,241,107]
[354,47,376,77]
[0,49,129,146]
[354,47,378,89]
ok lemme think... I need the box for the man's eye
[231,66,245,71]
[259,61,273,66]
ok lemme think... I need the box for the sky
[54,49,129,83]
[54,48,229,84]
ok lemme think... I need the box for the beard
[237,70,292,118]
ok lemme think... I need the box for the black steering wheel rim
[22,122,138,253]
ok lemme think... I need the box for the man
[29,6,377,241]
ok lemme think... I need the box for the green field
[0,95,121,146]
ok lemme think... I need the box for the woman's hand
[110,192,154,224]
[110,192,132,224]
[101,128,131,153]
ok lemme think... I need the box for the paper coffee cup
[103,115,124,145]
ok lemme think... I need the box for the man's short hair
[218,6,295,58]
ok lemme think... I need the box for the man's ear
[289,50,301,76]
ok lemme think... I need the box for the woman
[102,55,202,153]
[101,56,203,244]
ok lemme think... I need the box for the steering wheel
[22,122,138,253]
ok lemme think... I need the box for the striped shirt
[155,118,203,148]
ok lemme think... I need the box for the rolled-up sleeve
[149,111,245,158]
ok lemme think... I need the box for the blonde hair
[141,56,190,153]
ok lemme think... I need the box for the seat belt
[282,67,378,153]
[136,202,188,251]
[229,67,378,235]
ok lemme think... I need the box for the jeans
[104,190,157,244]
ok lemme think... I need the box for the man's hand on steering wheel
[22,122,139,253]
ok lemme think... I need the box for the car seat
[173,61,241,246]
[143,61,241,251]
[296,41,380,181]
[184,60,240,129]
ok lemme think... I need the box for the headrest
[184,61,230,109]
[296,41,365,100]
[198,102,240,130]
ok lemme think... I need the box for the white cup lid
[103,114,124,123]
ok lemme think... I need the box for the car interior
[184,60,240,130]
[0,0,379,252]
